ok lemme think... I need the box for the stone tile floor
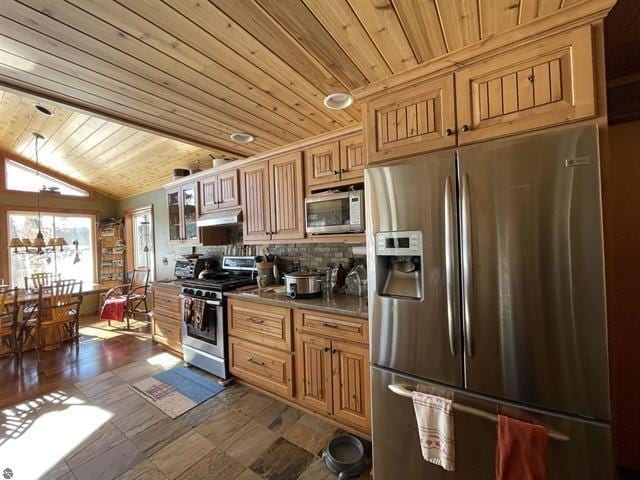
[0,352,371,480]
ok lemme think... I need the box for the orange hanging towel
[496,415,549,480]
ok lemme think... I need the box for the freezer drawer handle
[387,384,570,442]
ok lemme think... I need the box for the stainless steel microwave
[305,190,365,234]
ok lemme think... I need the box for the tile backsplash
[157,226,366,279]
[195,242,365,273]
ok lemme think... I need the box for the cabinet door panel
[296,333,333,414]
[364,74,456,163]
[200,175,218,214]
[305,141,340,189]
[332,340,371,431]
[455,25,595,144]
[181,183,199,244]
[167,187,182,244]
[241,161,271,242]
[269,152,305,240]
[339,133,365,182]
[218,170,240,209]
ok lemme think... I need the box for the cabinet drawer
[153,289,181,317]
[455,25,595,144]
[228,300,292,352]
[364,73,456,163]
[295,309,368,345]
[229,337,294,397]
[153,313,182,352]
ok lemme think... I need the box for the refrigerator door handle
[444,175,457,357]
[461,172,474,358]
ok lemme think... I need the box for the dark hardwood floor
[0,316,167,409]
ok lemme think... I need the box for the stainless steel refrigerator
[365,123,612,479]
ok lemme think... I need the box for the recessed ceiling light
[34,104,53,116]
[323,92,354,110]
[230,132,255,143]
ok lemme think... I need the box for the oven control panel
[181,287,223,300]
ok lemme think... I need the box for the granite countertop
[225,288,369,320]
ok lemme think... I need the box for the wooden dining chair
[0,287,20,360]
[24,272,61,291]
[20,280,83,360]
[102,267,150,329]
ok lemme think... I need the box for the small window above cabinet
[304,133,365,193]
[199,170,239,214]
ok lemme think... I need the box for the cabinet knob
[340,168,346,173]
[461,125,470,133]
[333,170,340,175]
[445,128,453,136]
[324,347,330,352]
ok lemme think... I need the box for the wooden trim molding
[0,151,98,200]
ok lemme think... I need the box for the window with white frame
[7,212,95,288]
[5,159,89,197]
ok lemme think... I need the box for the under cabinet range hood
[196,208,242,227]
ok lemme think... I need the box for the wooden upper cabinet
[304,133,366,192]
[167,187,182,244]
[339,133,365,181]
[240,161,271,242]
[364,74,456,163]
[168,183,199,245]
[455,25,595,144]
[269,152,305,241]
[199,175,218,214]
[199,170,239,214]
[217,170,240,209]
[305,141,340,188]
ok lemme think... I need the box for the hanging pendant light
[12,133,68,254]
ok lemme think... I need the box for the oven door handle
[180,295,222,307]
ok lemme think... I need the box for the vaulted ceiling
[0,0,602,197]
[0,88,215,198]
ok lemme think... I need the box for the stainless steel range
[180,256,256,380]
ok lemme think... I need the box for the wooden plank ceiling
[0,0,579,197]
[0,88,215,198]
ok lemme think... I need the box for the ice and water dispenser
[374,230,423,300]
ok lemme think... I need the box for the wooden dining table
[13,283,111,351]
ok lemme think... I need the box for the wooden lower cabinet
[296,333,333,414]
[229,336,294,397]
[331,340,371,431]
[151,282,182,354]
[228,300,371,435]
[152,313,182,353]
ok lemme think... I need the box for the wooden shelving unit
[98,220,126,287]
